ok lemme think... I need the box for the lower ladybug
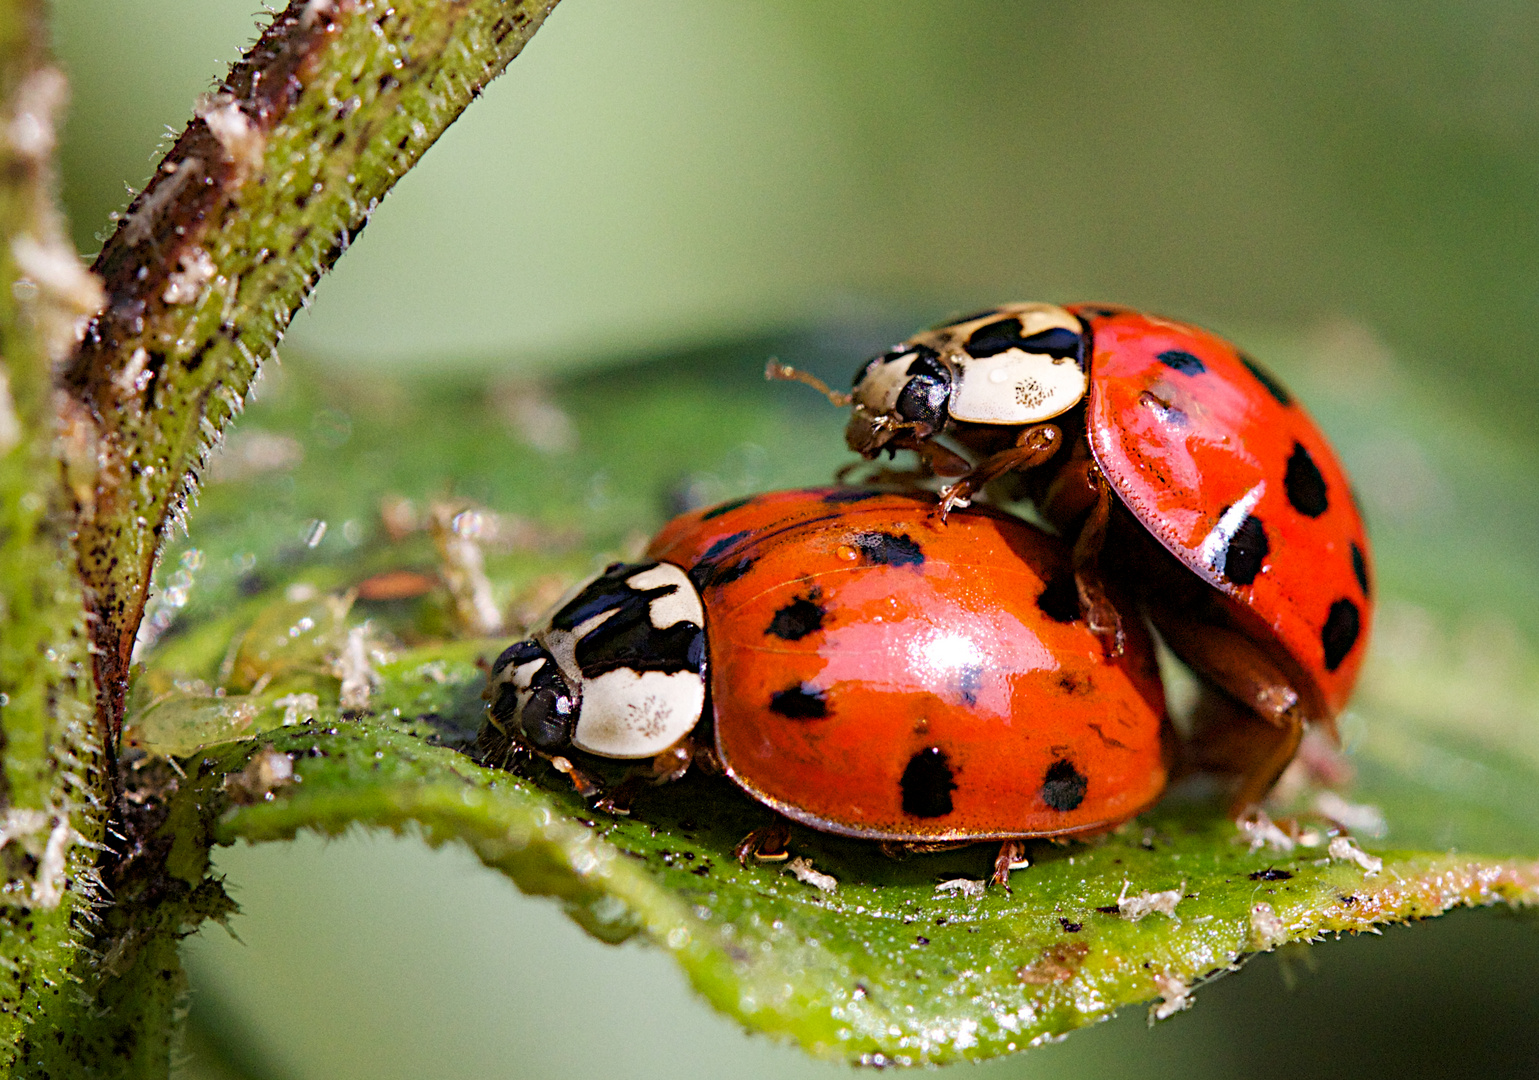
[481,488,1173,884]
[771,304,1372,813]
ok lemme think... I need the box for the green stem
[61,0,561,751]
[0,0,110,1068]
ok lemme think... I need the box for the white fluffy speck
[1149,972,1192,1022]
[1328,836,1382,876]
[786,857,838,893]
[1250,901,1287,949]
[1236,808,1295,854]
[1117,880,1184,922]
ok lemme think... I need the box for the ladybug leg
[593,737,699,814]
[991,839,1031,889]
[547,754,605,800]
[1070,471,1126,657]
[1185,687,1305,817]
[733,818,792,864]
[836,441,969,491]
[937,423,1061,517]
[1155,617,1311,815]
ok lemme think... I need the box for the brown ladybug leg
[991,839,1031,889]
[1070,471,1126,657]
[548,754,605,800]
[593,737,698,814]
[592,774,645,815]
[937,423,1062,518]
[836,442,969,492]
[733,818,792,864]
[1185,688,1305,817]
[1155,616,1313,815]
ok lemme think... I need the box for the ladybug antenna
[765,360,852,408]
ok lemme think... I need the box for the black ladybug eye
[895,356,952,431]
[520,682,576,751]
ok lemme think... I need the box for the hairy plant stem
[0,0,109,1067]
[61,0,560,753]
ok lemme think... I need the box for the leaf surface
[125,336,1539,1064]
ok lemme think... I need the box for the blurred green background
[52,1,1539,1077]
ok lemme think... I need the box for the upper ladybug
[774,303,1372,812]
[481,488,1173,884]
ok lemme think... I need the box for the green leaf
[122,336,1539,1066]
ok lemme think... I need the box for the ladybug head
[485,638,578,753]
[848,303,1090,457]
[846,344,953,458]
[483,561,709,762]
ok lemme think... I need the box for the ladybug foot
[548,755,604,800]
[991,839,1031,889]
[592,774,645,815]
[1075,571,1126,658]
[733,819,792,864]
[937,481,976,518]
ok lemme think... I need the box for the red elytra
[648,488,1174,841]
[801,301,1376,810]
[1068,305,1372,722]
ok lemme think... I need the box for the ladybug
[771,304,1372,812]
[481,488,1173,884]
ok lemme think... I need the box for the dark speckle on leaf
[1249,868,1293,881]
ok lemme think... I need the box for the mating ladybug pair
[481,304,1373,884]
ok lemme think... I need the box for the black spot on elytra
[1218,515,1269,586]
[1041,758,1087,811]
[957,662,983,706]
[770,683,827,719]
[852,531,924,567]
[767,596,826,641]
[1322,598,1361,671]
[699,531,751,563]
[1157,349,1205,376]
[1351,542,1371,596]
[1284,443,1329,518]
[1240,352,1293,406]
[688,531,754,590]
[900,747,956,818]
[701,496,753,521]
[822,487,882,504]
[1249,868,1294,881]
[690,557,753,591]
[1036,574,1080,622]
